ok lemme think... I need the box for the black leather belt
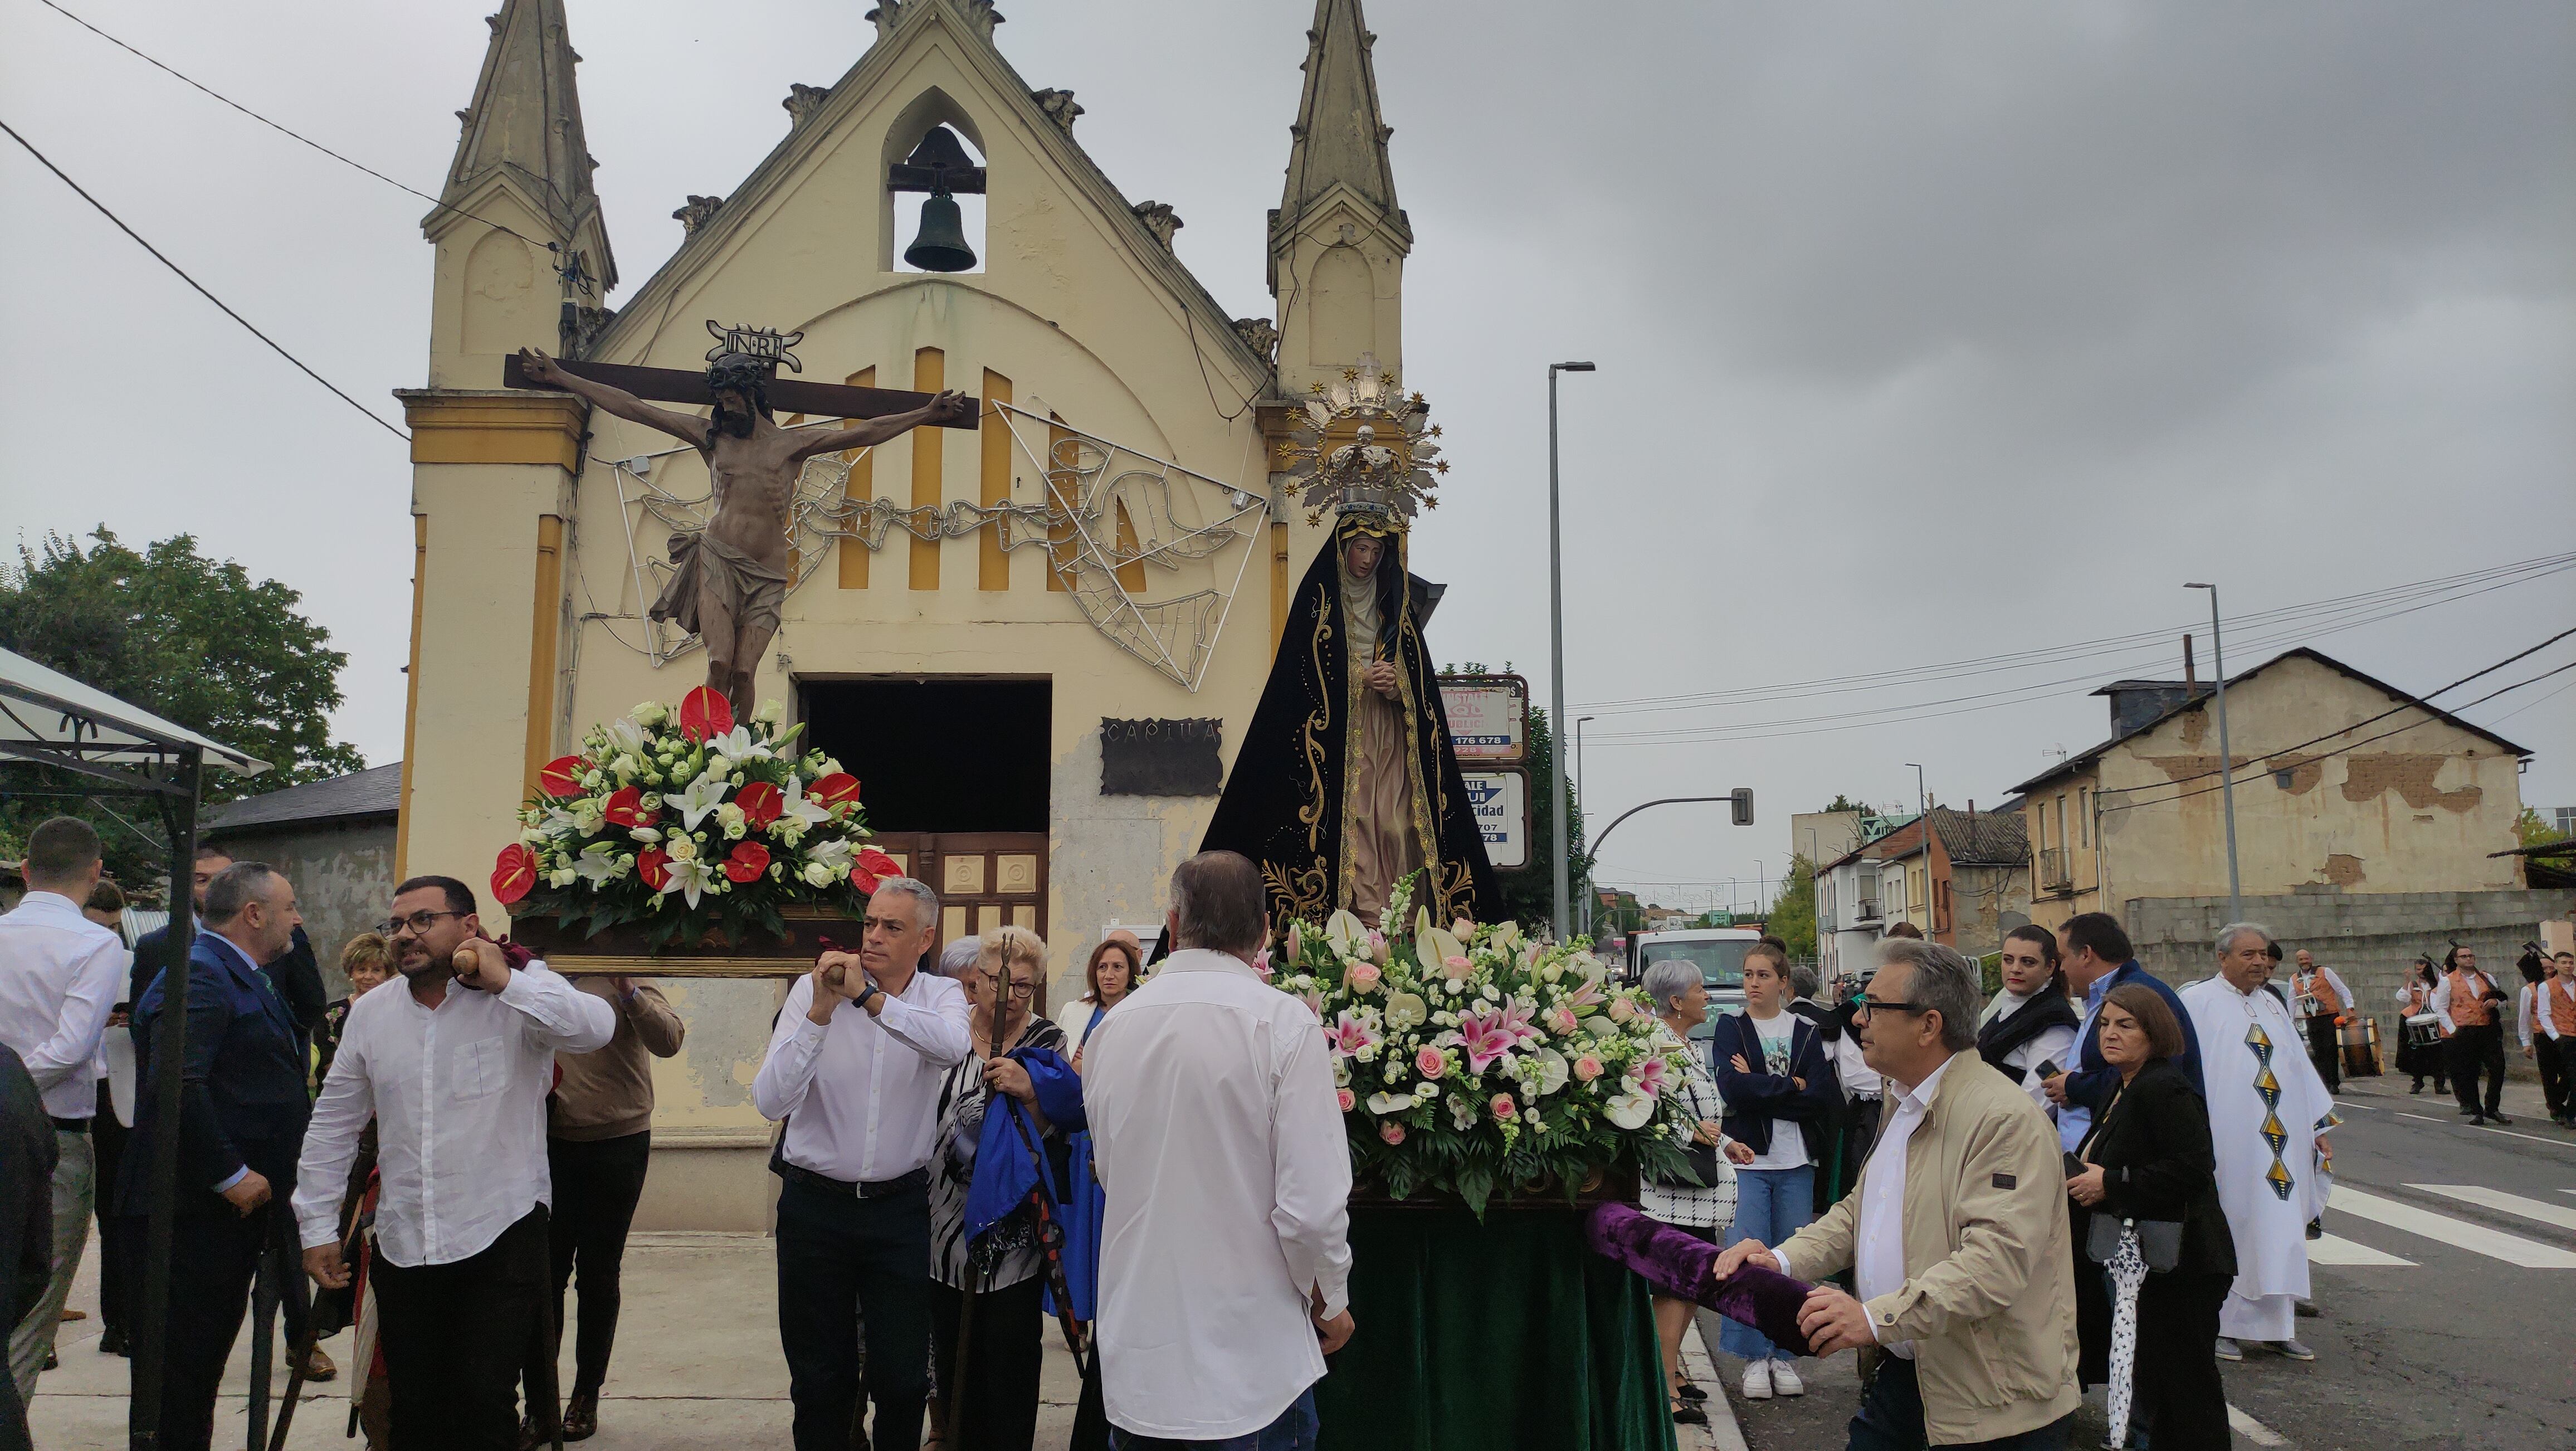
[769,1150,927,1200]
[50,1116,89,1134]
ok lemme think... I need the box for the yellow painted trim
[1270,522,1291,660]
[523,515,565,800]
[910,348,944,591]
[400,391,586,469]
[979,368,1013,591]
[838,367,875,588]
[395,514,427,882]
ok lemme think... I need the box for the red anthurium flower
[602,785,650,827]
[734,781,784,829]
[724,841,771,884]
[678,685,734,744]
[849,862,884,895]
[636,848,672,892]
[538,756,588,798]
[856,846,903,881]
[811,773,861,807]
[491,843,538,905]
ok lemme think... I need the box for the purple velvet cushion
[1584,1202,1820,1357]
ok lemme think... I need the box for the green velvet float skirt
[1314,1205,1677,1451]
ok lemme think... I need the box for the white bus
[1626,927,1761,1041]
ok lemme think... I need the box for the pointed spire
[1278,0,1403,237]
[437,0,614,289]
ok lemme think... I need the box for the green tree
[1822,793,1874,815]
[1769,852,1818,961]
[0,528,364,883]
[2516,805,2568,850]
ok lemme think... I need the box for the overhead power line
[0,116,409,441]
[32,0,563,257]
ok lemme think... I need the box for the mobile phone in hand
[2035,1059,2061,1080]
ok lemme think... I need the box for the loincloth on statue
[650,530,788,639]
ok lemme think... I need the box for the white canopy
[0,645,268,780]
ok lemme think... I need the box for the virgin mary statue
[1199,359,1497,929]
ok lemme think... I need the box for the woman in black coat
[2066,983,2237,1451]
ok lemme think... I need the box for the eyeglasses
[979,972,1036,999]
[1852,997,1934,1019]
[375,909,465,938]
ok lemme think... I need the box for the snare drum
[2402,1013,2442,1049]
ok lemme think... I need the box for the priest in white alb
[2178,923,2339,1362]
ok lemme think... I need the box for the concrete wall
[2125,885,2576,1079]
[204,819,398,997]
[1949,861,2032,957]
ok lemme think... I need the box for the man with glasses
[753,877,970,1451]
[292,875,613,1451]
[1716,939,2080,1451]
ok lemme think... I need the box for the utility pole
[1546,360,1595,941]
[1906,762,1928,935]
[2187,582,2243,922]
[1575,714,1596,938]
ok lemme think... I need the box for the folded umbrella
[1584,1202,1820,1358]
[963,1045,1082,1244]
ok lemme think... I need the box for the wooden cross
[502,353,981,430]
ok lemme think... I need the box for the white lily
[777,774,833,832]
[704,726,773,763]
[660,854,718,909]
[672,773,729,830]
[573,842,623,885]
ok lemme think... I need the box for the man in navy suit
[125,861,312,1451]
[2041,912,2204,1151]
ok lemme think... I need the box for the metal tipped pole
[1546,361,1594,941]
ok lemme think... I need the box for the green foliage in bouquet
[1273,873,1700,1217]
[489,687,900,949]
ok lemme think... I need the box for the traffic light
[1730,787,1754,827]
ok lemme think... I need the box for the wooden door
[867,831,1052,1011]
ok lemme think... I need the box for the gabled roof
[592,0,1266,387]
[2010,646,2534,797]
[1930,808,2029,867]
[206,763,401,835]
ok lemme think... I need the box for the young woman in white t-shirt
[1710,946,1837,1400]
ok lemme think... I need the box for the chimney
[2183,634,2198,690]
[1967,798,1975,816]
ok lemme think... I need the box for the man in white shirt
[295,875,613,1451]
[752,876,968,1451]
[2287,948,2355,1093]
[1082,850,1354,1448]
[1716,939,2079,1451]
[0,818,126,1404]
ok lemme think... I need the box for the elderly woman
[1640,957,1755,1426]
[927,926,1065,1451]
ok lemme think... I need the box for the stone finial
[783,83,831,127]
[963,0,1005,39]
[1032,89,1084,133]
[672,195,725,235]
[1131,201,1183,250]
[865,2,903,36]
[1232,318,1279,364]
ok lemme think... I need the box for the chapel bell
[889,125,987,273]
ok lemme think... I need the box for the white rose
[666,837,698,863]
[802,861,832,887]
[632,702,668,726]
[702,754,731,781]
[548,868,578,888]
[754,699,785,725]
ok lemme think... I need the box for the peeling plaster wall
[2096,655,2524,903]
[203,819,398,996]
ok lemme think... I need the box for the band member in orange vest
[2535,950,2575,1129]
[2433,947,2510,1125]
[2288,950,2354,1093]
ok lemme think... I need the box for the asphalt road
[1718,1074,2576,1451]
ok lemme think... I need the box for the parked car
[1626,927,1759,1040]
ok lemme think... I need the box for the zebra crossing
[2306,1183,2576,1270]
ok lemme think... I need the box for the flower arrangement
[489,686,899,947]
[1272,873,1699,1215]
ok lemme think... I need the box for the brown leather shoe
[302,1345,339,1383]
[563,1391,599,1442]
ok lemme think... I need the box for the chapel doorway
[798,677,1051,1006]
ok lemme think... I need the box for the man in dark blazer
[124,861,313,1451]
[0,1044,56,1451]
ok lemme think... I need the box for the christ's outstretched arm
[790,391,974,462]
[518,348,712,447]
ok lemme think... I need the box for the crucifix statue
[514,327,974,718]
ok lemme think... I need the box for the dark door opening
[798,677,1051,834]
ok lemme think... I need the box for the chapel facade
[396,0,1414,1226]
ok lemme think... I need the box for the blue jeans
[1111,1387,1319,1450]
[1720,1163,1815,1361]
[1847,1356,2072,1451]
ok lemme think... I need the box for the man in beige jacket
[1716,940,2079,1450]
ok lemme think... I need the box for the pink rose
[1452,918,1476,938]
[1348,962,1383,994]
[1443,955,1475,981]
[1573,1055,1605,1083]
[1546,1007,1579,1036]
[1489,1093,1516,1121]
[1415,1045,1448,1077]
[1337,1088,1358,1113]
[1380,1122,1407,1146]
[1607,995,1635,1022]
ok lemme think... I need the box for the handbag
[2086,1212,2183,1273]
[1661,1140,1725,1189]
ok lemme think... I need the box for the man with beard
[293,877,612,1450]
[516,345,968,719]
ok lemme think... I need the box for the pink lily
[1325,1010,1380,1058]
[1492,998,1543,1051]
[1445,1009,1518,1075]
[1627,1055,1672,1099]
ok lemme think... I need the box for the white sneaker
[1770,1360,1804,1396]
[1740,1360,1774,1400]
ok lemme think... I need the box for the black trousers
[2536,1033,2570,1120]
[1845,1356,2071,1451]
[150,1207,271,1451]
[548,1131,655,1398]
[775,1177,932,1451]
[2131,1270,2232,1451]
[2449,1023,2506,1116]
[89,1094,131,1337]
[930,1276,1046,1451]
[373,1207,551,1451]
[2304,1014,2342,1092]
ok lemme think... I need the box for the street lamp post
[2186,582,2243,923]
[1906,762,1928,935]
[1575,714,1596,938]
[1548,360,1596,942]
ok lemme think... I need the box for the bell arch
[880,88,988,275]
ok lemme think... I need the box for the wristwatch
[855,982,882,1011]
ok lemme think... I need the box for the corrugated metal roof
[205,763,402,834]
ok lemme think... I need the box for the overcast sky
[4,0,2570,913]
